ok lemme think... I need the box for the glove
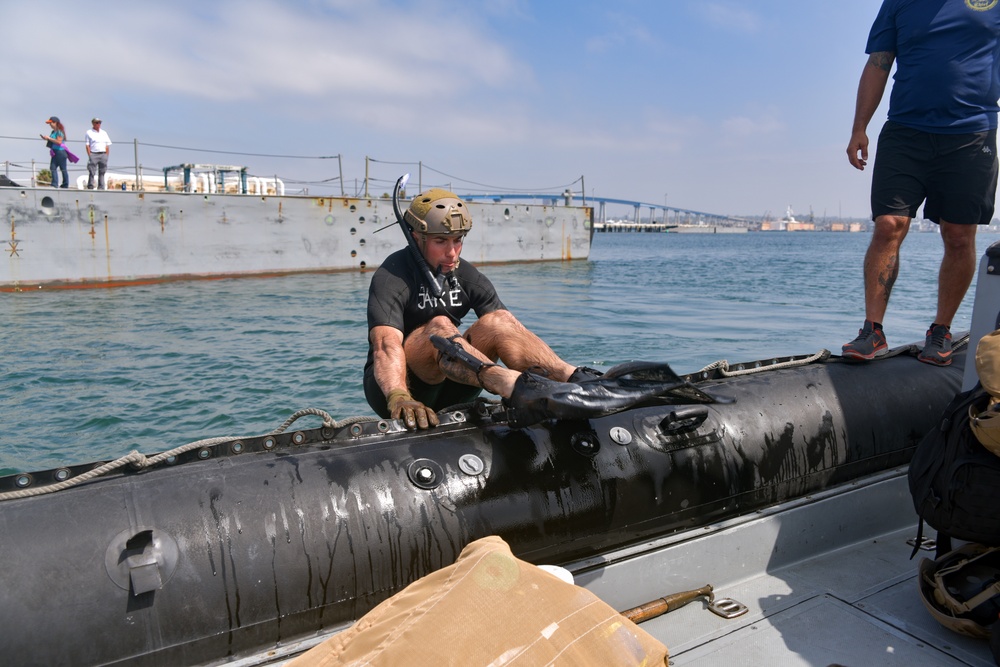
[386,389,440,430]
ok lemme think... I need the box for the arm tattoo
[868,51,894,73]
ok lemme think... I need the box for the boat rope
[0,409,380,501]
[696,349,831,377]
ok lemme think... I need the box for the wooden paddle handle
[620,584,714,624]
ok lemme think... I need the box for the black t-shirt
[364,248,506,372]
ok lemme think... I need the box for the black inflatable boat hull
[0,346,964,665]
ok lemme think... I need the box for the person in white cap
[84,118,112,190]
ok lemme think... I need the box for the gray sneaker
[918,324,953,366]
[842,320,888,361]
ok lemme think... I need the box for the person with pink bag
[40,116,70,188]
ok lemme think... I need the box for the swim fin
[505,361,729,429]
[429,334,728,429]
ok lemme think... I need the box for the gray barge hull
[0,188,592,290]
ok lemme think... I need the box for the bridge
[459,192,749,227]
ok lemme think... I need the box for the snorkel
[392,173,445,299]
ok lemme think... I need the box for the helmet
[975,329,1000,456]
[971,401,1000,457]
[977,329,1000,399]
[918,543,1000,639]
[403,189,472,235]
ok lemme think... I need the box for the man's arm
[370,325,439,430]
[371,325,409,395]
[847,51,894,171]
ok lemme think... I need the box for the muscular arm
[370,324,440,430]
[847,51,894,171]
[370,325,408,397]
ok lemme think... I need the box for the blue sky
[2,1,888,219]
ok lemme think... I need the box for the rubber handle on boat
[619,584,714,624]
[392,173,445,299]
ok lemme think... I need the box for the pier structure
[461,193,750,233]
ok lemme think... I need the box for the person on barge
[84,118,112,190]
[41,116,69,188]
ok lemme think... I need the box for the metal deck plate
[672,594,969,666]
[572,471,996,666]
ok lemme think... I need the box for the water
[1,231,992,474]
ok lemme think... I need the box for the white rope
[0,409,381,501]
[695,349,831,377]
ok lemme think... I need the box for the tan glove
[386,389,440,430]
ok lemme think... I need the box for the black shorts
[363,364,482,418]
[871,121,998,225]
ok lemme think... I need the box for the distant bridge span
[460,193,749,226]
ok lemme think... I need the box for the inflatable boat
[0,341,966,665]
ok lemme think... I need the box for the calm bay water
[1,230,994,474]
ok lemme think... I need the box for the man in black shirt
[364,188,592,429]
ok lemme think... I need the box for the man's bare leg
[464,310,576,381]
[934,220,978,328]
[404,315,521,397]
[863,214,911,324]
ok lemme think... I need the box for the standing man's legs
[863,214,911,324]
[915,220,977,366]
[934,220,978,328]
[917,128,995,365]
[97,153,108,190]
[87,155,97,189]
[843,213,910,360]
[844,122,924,361]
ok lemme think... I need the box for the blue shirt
[867,0,1000,133]
[49,130,66,151]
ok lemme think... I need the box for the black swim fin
[505,361,730,429]
[429,334,729,429]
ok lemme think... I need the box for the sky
[1,0,891,220]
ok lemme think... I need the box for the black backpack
[909,384,1000,550]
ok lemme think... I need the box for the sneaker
[842,320,888,360]
[918,324,953,366]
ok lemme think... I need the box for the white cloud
[2,1,531,104]
[585,11,658,54]
[698,3,763,34]
[721,112,784,138]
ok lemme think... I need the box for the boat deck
[574,469,995,666]
[247,468,995,666]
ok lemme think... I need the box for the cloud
[584,12,658,54]
[2,1,531,103]
[721,112,784,138]
[697,2,762,34]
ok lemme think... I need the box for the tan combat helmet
[404,189,473,235]
[918,542,1000,639]
[972,329,1000,456]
